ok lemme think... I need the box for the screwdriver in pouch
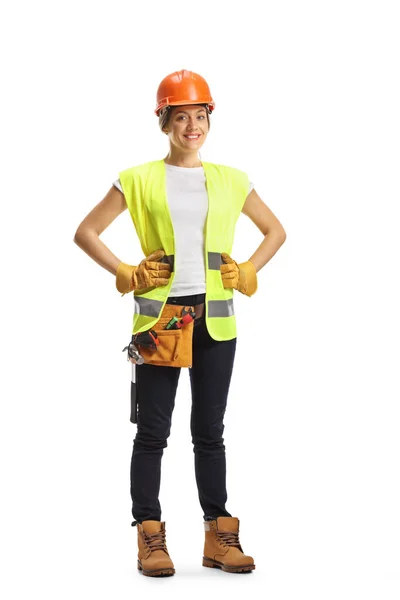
[165,306,196,329]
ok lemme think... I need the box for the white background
[1,0,399,598]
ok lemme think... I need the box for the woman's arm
[73,185,127,276]
[241,188,287,272]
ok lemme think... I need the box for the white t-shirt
[113,165,254,297]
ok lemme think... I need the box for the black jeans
[130,293,236,524]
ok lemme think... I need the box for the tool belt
[132,302,204,368]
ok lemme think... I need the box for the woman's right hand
[116,249,172,295]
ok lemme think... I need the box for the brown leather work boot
[134,520,175,576]
[202,516,255,573]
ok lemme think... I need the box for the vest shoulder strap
[119,159,159,181]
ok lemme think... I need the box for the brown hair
[159,104,211,135]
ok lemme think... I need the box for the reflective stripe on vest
[162,251,223,271]
[208,251,223,270]
[134,296,234,319]
[160,254,175,271]
[208,298,234,317]
[134,251,234,320]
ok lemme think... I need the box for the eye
[177,114,206,120]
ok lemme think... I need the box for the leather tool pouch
[135,303,195,368]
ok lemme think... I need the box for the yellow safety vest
[119,159,249,341]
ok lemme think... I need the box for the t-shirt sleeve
[113,178,123,193]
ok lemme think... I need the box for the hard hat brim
[155,99,215,117]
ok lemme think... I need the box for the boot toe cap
[234,554,254,566]
[154,556,175,569]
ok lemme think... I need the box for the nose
[187,116,200,131]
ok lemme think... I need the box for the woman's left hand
[220,253,258,297]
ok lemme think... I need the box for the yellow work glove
[220,253,258,297]
[116,249,172,296]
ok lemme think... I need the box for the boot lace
[144,529,168,553]
[131,520,169,554]
[217,529,242,550]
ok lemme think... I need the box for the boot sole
[202,556,255,573]
[137,559,175,577]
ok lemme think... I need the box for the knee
[191,418,224,445]
[134,427,171,451]
[191,431,225,451]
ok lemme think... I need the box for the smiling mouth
[184,134,202,140]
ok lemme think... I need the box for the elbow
[73,227,96,245]
[275,223,287,244]
[265,226,286,243]
[73,229,83,245]
[73,229,88,248]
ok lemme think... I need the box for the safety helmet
[155,69,215,117]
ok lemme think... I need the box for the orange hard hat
[155,69,215,116]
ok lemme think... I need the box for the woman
[73,69,286,577]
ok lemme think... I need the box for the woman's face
[163,104,209,150]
